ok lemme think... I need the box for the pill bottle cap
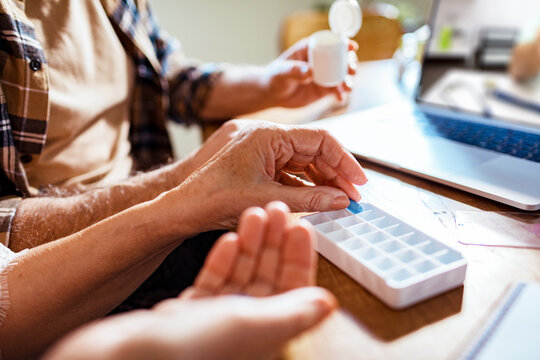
[329,0,362,38]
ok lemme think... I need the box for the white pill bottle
[309,0,362,87]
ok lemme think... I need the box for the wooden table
[239,59,540,360]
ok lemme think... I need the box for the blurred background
[153,0,432,64]
[152,0,433,157]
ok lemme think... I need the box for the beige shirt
[24,0,134,192]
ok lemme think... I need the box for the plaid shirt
[0,0,222,247]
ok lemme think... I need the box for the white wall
[152,0,434,64]
[151,0,329,65]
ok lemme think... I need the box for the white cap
[329,0,362,38]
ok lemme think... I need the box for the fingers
[270,175,357,211]
[348,40,359,76]
[283,128,364,182]
[332,86,345,102]
[262,202,289,249]
[245,202,290,296]
[281,128,367,200]
[304,164,360,201]
[305,164,325,185]
[313,156,362,200]
[276,222,316,291]
[187,233,240,299]
[240,287,337,345]
[243,202,321,297]
[315,132,368,190]
[227,208,268,290]
[263,182,350,213]
[290,63,312,81]
[189,201,321,299]
[273,61,312,83]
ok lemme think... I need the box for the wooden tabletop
[238,59,540,360]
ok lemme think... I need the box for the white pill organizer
[303,202,467,309]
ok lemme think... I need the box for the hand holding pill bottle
[308,0,362,87]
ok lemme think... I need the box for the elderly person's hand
[264,38,359,106]
[510,30,540,81]
[181,119,251,175]
[160,121,368,231]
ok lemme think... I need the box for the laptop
[312,0,540,211]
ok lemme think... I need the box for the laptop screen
[417,0,540,129]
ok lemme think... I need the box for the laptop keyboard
[416,114,540,162]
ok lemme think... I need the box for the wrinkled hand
[170,121,368,230]
[182,119,251,175]
[264,38,359,107]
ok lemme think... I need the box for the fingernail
[331,196,350,210]
[360,174,369,185]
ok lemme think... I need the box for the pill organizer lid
[329,0,362,38]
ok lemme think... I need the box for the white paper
[455,211,540,248]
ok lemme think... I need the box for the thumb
[264,183,350,213]
[243,287,337,342]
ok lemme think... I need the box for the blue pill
[347,200,363,214]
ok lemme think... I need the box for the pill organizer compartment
[303,202,467,309]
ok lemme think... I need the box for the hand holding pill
[160,122,368,231]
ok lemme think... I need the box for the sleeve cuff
[169,63,224,124]
[0,197,21,248]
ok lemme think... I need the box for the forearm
[9,159,196,252]
[199,66,273,120]
[1,194,198,359]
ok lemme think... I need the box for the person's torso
[23,0,134,192]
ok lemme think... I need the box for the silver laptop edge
[311,101,540,211]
